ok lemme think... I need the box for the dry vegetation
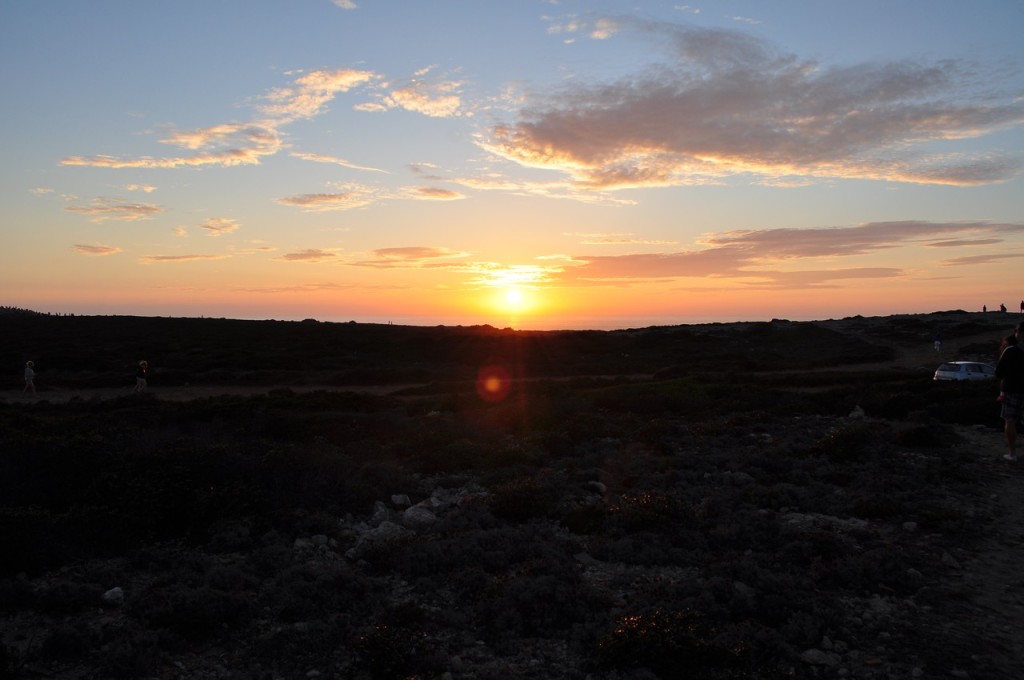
[1,309,1021,679]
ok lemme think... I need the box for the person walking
[134,360,149,393]
[23,361,36,394]
[996,322,1024,461]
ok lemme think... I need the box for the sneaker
[1004,454,1018,462]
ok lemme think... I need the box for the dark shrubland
[1,311,1017,678]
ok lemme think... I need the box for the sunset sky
[2,1,1023,330]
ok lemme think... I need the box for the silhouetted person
[996,322,1024,461]
[997,334,1017,405]
[23,361,35,394]
[1000,303,1007,312]
[983,304,987,313]
[134,360,149,393]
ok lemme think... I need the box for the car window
[938,363,958,371]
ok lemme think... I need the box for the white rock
[799,649,840,666]
[402,506,438,529]
[102,587,124,605]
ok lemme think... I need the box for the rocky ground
[3,310,1023,679]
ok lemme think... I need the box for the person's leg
[1003,395,1021,460]
[1006,418,1018,460]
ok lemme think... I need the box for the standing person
[1019,299,1023,314]
[997,334,1017,404]
[23,361,36,394]
[995,322,1024,461]
[134,360,148,393]
[933,333,942,352]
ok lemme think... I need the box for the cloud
[274,249,338,262]
[63,123,284,169]
[351,246,469,268]
[65,198,163,222]
[290,151,387,173]
[360,67,464,118]
[200,217,240,237]
[547,220,1024,288]
[926,238,1002,248]
[125,184,157,193]
[332,0,358,8]
[276,187,377,212]
[480,22,1024,188]
[73,244,122,256]
[939,253,1024,267]
[30,187,53,195]
[261,68,378,122]
[61,68,378,170]
[572,232,679,246]
[410,187,465,201]
[700,221,1024,258]
[232,282,361,294]
[139,254,230,264]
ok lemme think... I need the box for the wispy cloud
[125,184,157,193]
[274,248,338,262]
[276,187,377,212]
[481,22,1024,188]
[199,217,240,237]
[73,244,122,256]
[290,151,387,173]
[261,69,378,122]
[65,198,163,222]
[61,68,378,170]
[332,0,358,9]
[351,246,469,268]
[409,187,465,201]
[572,232,679,246]
[545,220,1024,288]
[939,253,1024,267]
[139,254,230,264]
[357,66,464,118]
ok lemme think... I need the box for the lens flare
[476,365,511,402]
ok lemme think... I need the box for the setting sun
[504,287,525,309]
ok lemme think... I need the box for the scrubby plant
[129,584,251,641]
[596,608,759,678]
[353,622,436,679]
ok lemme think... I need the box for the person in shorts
[24,361,36,394]
[134,360,149,393]
[996,322,1024,461]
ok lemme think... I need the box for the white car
[933,361,996,381]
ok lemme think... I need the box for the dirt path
[1,383,413,404]
[940,425,1024,678]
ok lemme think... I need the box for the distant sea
[317,314,809,331]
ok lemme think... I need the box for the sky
[2,1,1023,330]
